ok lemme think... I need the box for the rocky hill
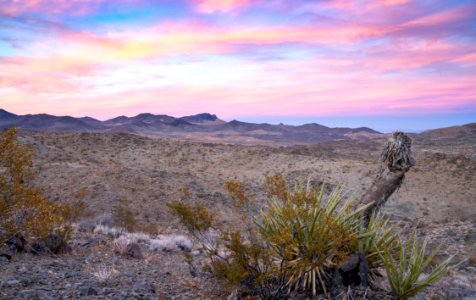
[0,109,382,144]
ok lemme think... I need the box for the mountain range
[1,108,383,144]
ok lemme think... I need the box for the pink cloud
[191,0,256,14]
[0,0,144,16]
[0,0,100,16]
[1,1,474,120]
[2,52,474,120]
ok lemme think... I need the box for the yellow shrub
[0,128,71,253]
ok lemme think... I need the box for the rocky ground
[0,129,474,299]
[0,223,226,300]
[0,218,474,299]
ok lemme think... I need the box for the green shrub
[258,182,366,296]
[357,212,399,270]
[382,232,457,299]
[169,175,457,299]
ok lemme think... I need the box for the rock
[132,280,155,294]
[37,269,50,276]
[103,288,116,296]
[64,270,80,279]
[445,288,476,299]
[0,253,12,261]
[79,286,98,296]
[17,289,35,299]
[116,291,129,300]
[76,282,98,296]
[95,214,113,227]
[37,292,61,300]
[127,243,143,259]
[340,253,359,272]
[5,279,21,287]
[227,289,238,300]
[78,219,97,231]
[80,240,95,247]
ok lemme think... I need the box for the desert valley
[1,110,475,299]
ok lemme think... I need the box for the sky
[0,0,475,132]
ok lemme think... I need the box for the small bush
[149,234,192,252]
[173,235,193,251]
[112,198,137,232]
[126,232,151,243]
[135,223,159,235]
[150,238,176,252]
[93,266,116,283]
[113,236,131,256]
[93,224,124,237]
[382,232,457,299]
[0,128,72,253]
[167,201,214,233]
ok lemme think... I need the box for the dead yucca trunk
[360,132,415,224]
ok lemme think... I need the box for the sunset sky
[0,0,475,131]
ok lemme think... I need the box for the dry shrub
[149,234,192,252]
[265,173,287,201]
[113,236,130,256]
[0,128,72,253]
[92,265,117,283]
[93,224,124,237]
[135,223,159,235]
[167,201,214,233]
[112,198,137,232]
[224,180,249,208]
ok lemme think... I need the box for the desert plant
[93,265,116,283]
[382,232,457,299]
[113,235,131,256]
[126,232,151,243]
[167,201,215,236]
[224,180,250,208]
[258,182,367,296]
[357,212,399,270]
[149,234,193,252]
[112,198,137,232]
[265,173,287,201]
[206,230,287,299]
[0,128,71,253]
[93,224,124,237]
[170,177,457,299]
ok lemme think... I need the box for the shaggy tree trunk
[361,131,415,225]
[339,132,415,287]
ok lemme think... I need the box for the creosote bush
[112,198,137,232]
[0,128,73,253]
[167,186,215,234]
[169,174,457,299]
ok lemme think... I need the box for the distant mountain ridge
[0,108,383,144]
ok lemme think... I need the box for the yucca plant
[382,232,457,299]
[170,175,457,299]
[257,181,367,296]
[358,212,399,269]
